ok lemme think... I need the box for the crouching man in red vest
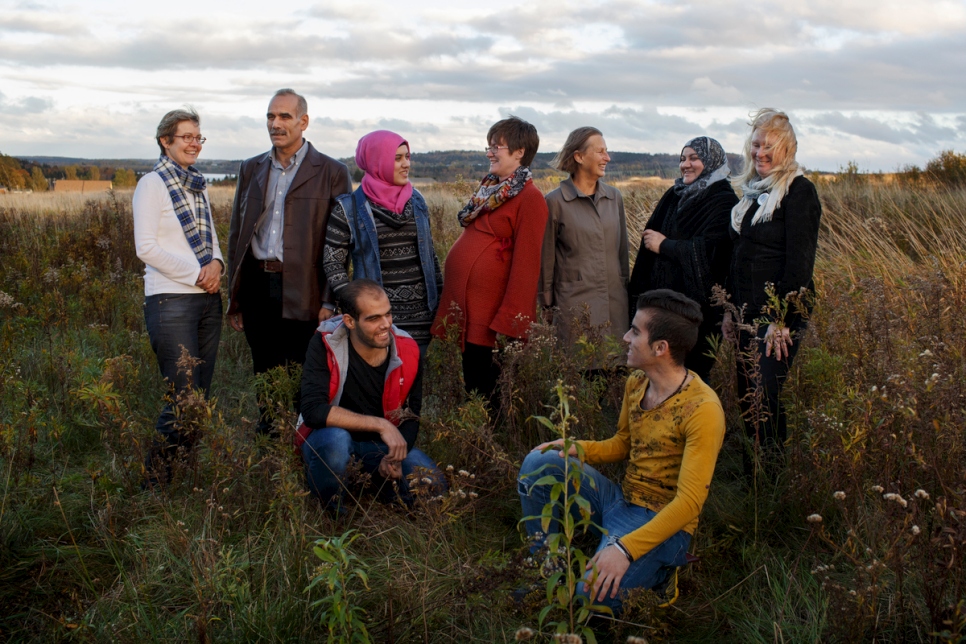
[295,279,445,508]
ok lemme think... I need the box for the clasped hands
[195,261,222,294]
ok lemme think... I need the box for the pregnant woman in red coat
[432,116,549,411]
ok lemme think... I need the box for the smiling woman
[432,116,549,411]
[628,135,737,384]
[132,107,224,487]
[540,126,629,353]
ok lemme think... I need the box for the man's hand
[378,456,403,480]
[318,307,334,323]
[228,312,244,332]
[532,438,577,458]
[641,230,667,254]
[764,323,793,360]
[586,545,631,602]
[376,418,408,462]
[196,262,221,294]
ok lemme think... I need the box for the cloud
[0,91,53,115]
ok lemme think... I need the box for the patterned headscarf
[672,136,731,214]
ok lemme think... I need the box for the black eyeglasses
[173,135,207,144]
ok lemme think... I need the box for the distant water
[203,173,231,182]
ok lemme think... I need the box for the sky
[1,0,964,172]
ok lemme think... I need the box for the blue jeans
[518,449,691,614]
[143,292,222,442]
[301,426,446,506]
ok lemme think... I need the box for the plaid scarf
[457,166,532,227]
[154,155,213,267]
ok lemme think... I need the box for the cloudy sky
[1,0,963,171]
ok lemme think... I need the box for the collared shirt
[251,139,309,261]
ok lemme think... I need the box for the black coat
[729,175,822,330]
[629,179,738,322]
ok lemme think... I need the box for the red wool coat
[432,181,549,348]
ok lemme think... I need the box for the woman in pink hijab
[323,130,442,354]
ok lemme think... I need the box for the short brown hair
[552,126,603,176]
[636,289,703,365]
[488,116,539,167]
[156,108,199,155]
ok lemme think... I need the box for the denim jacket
[334,187,439,312]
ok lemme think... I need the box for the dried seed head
[807,514,823,523]
[833,491,846,500]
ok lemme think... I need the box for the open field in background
[1,175,965,642]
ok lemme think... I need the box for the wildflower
[849,590,857,596]
[833,491,846,500]
[807,514,823,523]
[883,493,908,508]
[871,485,884,493]
[515,627,535,641]
[468,491,478,499]
[446,465,454,472]
[0,291,23,309]
[870,385,877,392]
[553,635,583,644]
[458,469,470,477]
[915,489,929,499]
[223,488,229,494]
[919,349,933,357]
[421,477,432,485]
[627,638,650,644]
[911,525,921,535]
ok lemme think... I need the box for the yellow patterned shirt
[577,370,725,560]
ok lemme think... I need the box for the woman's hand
[764,323,793,360]
[196,262,221,294]
[641,230,666,254]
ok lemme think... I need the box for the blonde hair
[732,108,799,190]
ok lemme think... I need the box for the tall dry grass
[0,175,964,642]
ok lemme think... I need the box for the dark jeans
[240,256,318,431]
[461,342,500,411]
[736,325,803,476]
[301,426,446,507]
[518,450,690,614]
[143,292,222,479]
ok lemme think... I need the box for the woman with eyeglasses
[133,108,223,486]
[432,116,549,410]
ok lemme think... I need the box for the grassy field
[1,175,965,643]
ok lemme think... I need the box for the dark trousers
[736,325,803,476]
[240,255,318,431]
[143,292,222,480]
[462,342,500,411]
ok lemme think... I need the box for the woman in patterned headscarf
[628,136,738,383]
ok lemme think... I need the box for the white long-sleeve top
[133,171,224,296]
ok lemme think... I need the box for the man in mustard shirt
[518,289,726,613]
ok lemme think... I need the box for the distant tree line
[0,153,141,190]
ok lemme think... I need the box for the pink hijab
[356,130,413,214]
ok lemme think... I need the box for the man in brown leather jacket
[227,88,352,436]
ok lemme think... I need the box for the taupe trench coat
[539,178,629,346]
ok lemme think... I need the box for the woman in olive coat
[540,127,629,350]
